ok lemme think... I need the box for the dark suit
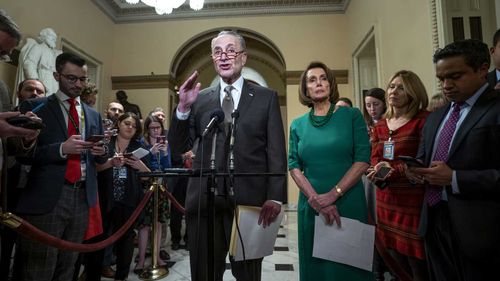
[16,94,105,281]
[487,70,497,89]
[417,86,500,281]
[168,80,287,281]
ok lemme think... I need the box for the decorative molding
[92,0,351,23]
[430,0,442,93]
[286,69,348,85]
[111,74,176,90]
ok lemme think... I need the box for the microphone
[202,109,225,137]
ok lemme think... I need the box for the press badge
[118,166,127,179]
[383,139,395,160]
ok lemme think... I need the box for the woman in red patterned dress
[368,70,429,281]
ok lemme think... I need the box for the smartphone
[374,166,391,180]
[123,152,134,158]
[156,135,166,144]
[397,156,424,168]
[7,115,45,130]
[86,135,105,143]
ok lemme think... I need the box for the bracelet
[335,185,343,197]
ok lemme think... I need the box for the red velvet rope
[6,190,153,253]
[164,188,186,215]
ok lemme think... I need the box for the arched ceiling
[92,0,350,23]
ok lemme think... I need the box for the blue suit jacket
[16,94,106,215]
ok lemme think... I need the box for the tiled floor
[103,209,299,281]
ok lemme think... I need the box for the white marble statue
[16,28,62,96]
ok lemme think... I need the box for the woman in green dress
[289,61,372,280]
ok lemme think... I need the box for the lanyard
[57,97,85,135]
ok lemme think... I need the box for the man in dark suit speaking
[168,30,287,281]
[410,40,500,281]
[16,53,107,281]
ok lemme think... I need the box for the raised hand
[177,71,201,113]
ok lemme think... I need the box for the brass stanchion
[139,177,169,280]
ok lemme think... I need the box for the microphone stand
[228,110,239,197]
[207,129,218,281]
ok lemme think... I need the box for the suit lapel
[236,80,255,120]
[207,85,224,132]
[82,102,92,137]
[46,95,68,137]
[448,89,496,158]
[425,105,450,164]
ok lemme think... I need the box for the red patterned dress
[370,110,429,259]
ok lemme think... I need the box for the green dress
[288,106,373,281]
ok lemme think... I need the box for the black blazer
[16,95,106,214]
[417,87,500,262]
[169,80,287,213]
[487,70,497,89]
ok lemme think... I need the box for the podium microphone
[202,109,225,137]
[228,110,239,196]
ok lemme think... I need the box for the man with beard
[16,53,107,281]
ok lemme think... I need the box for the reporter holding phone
[95,112,151,281]
[135,114,172,271]
[367,70,429,281]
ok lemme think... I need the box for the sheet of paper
[132,147,149,159]
[312,216,375,271]
[229,205,284,261]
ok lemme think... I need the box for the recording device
[86,135,105,143]
[123,152,134,158]
[202,109,225,137]
[374,166,391,180]
[397,156,425,168]
[156,135,166,144]
[6,115,45,130]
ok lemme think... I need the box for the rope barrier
[164,188,186,215]
[0,190,153,253]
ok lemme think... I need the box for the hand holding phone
[156,135,166,144]
[86,135,105,143]
[7,115,45,130]
[397,156,424,168]
[123,152,134,158]
[374,166,391,180]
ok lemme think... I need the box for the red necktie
[64,98,81,183]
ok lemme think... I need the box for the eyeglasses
[59,73,89,84]
[149,126,162,131]
[211,49,244,60]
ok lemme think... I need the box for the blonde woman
[368,70,429,281]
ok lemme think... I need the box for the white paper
[312,216,375,271]
[230,206,284,261]
[132,147,149,159]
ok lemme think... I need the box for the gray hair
[211,30,246,51]
[0,9,21,44]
